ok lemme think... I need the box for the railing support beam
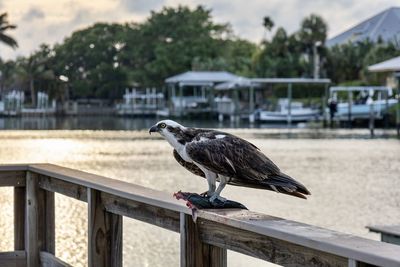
[180,213,227,267]
[26,172,55,267]
[14,186,26,250]
[88,189,122,267]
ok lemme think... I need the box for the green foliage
[121,5,231,86]
[1,5,399,103]
[253,14,328,78]
[298,14,327,47]
[326,40,400,84]
[254,27,304,77]
[52,23,129,100]
[192,38,256,76]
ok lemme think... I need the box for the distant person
[328,98,337,128]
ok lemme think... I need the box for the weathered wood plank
[0,251,26,267]
[38,175,87,202]
[0,171,26,187]
[39,251,72,267]
[26,171,40,267]
[37,190,55,254]
[14,187,25,250]
[102,192,180,232]
[29,164,188,214]
[88,189,123,267]
[0,164,28,171]
[197,209,400,267]
[180,213,227,267]
[198,217,346,266]
[110,213,123,267]
[25,173,56,266]
[347,259,375,267]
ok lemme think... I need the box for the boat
[332,98,397,120]
[256,99,320,122]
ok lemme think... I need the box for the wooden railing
[0,164,400,267]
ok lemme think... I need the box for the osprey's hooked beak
[149,125,158,135]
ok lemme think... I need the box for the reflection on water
[0,116,261,130]
[1,115,398,139]
[0,130,399,266]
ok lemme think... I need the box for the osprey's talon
[209,195,226,203]
[200,191,213,198]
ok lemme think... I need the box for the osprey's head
[149,120,188,148]
[149,120,184,134]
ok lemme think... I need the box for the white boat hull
[257,110,320,122]
[330,99,397,120]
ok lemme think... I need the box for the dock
[1,164,400,267]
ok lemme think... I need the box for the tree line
[0,5,399,105]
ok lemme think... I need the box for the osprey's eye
[159,123,166,129]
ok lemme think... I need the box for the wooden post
[14,187,25,250]
[233,89,239,120]
[384,90,389,129]
[369,99,375,137]
[287,83,292,127]
[26,172,56,267]
[88,188,122,267]
[180,213,226,267]
[323,84,328,128]
[348,90,352,129]
[179,84,183,117]
[25,172,40,267]
[40,190,55,254]
[249,86,255,123]
[209,85,215,113]
[397,88,400,138]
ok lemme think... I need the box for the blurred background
[0,1,399,266]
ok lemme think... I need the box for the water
[0,116,257,130]
[0,122,399,266]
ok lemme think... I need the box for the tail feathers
[263,172,311,199]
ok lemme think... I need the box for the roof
[165,71,241,86]
[251,78,331,84]
[215,78,331,90]
[368,56,400,72]
[329,86,392,92]
[214,77,257,90]
[327,7,400,47]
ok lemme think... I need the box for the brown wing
[185,134,280,181]
[185,135,311,199]
[173,149,205,178]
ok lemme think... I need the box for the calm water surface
[0,128,399,266]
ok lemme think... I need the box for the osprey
[149,120,310,202]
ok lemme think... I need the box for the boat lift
[216,78,331,126]
[329,86,396,135]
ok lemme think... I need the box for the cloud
[1,0,399,61]
[70,8,92,25]
[21,7,45,22]
[120,0,165,13]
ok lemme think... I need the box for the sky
[0,0,399,60]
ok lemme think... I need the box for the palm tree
[0,12,18,49]
[262,16,274,44]
[263,16,274,32]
